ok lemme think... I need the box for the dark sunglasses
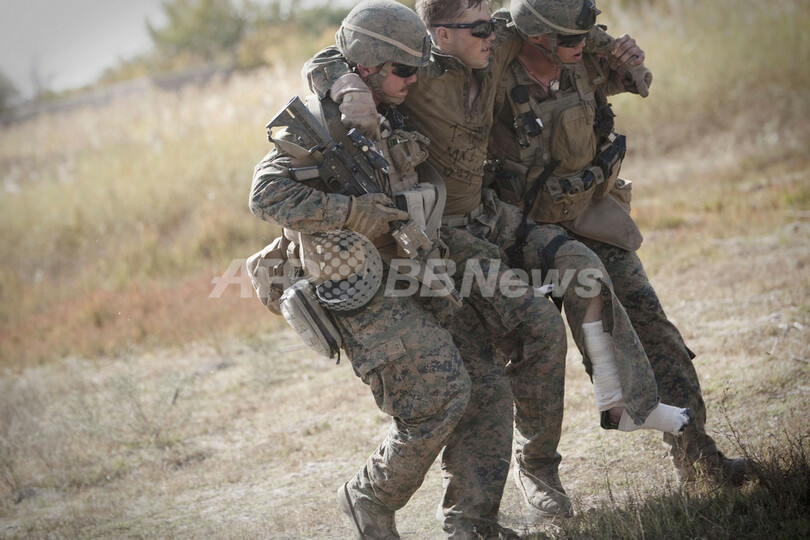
[429,18,497,39]
[556,33,587,48]
[390,63,419,78]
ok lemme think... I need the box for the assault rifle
[266,96,462,306]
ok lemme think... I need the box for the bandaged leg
[583,321,690,435]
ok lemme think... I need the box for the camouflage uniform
[249,98,477,517]
[489,6,745,482]
[304,14,668,526]
[251,84,548,540]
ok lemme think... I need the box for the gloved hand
[344,193,409,240]
[610,34,653,97]
[331,72,382,138]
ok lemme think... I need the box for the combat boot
[337,482,401,540]
[443,518,522,540]
[514,466,572,519]
[676,451,752,487]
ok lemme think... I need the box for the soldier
[303,0,692,525]
[488,0,751,487]
[248,2,526,538]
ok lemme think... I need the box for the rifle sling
[509,158,560,266]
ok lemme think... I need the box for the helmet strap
[361,63,405,106]
[524,33,579,69]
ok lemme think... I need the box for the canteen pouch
[280,279,343,360]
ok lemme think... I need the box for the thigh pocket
[360,337,443,421]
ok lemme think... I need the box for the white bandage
[582,321,623,411]
[617,404,690,435]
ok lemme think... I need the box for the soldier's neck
[517,41,558,79]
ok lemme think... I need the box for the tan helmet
[336,0,430,68]
[511,0,601,36]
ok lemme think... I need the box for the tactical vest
[496,58,626,223]
[285,96,444,265]
[249,95,445,314]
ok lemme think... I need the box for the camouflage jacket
[304,19,522,216]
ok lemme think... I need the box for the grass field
[1,0,809,538]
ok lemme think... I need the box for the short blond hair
[415,0,488,26]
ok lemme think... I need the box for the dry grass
[1,0,809,537]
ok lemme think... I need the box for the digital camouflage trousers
[573,235,724,473]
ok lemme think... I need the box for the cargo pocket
[360,337,442,421]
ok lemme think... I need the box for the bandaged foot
[614,405,690,435]
[583,321,691,435]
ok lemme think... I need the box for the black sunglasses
[390,63,419,78]
[556,33,587,48]
[429,18,496,39]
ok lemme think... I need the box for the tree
[147,0,246,63]
[0,69,20,113]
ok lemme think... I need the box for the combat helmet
[336,0,431,68]
[511,0,601,37]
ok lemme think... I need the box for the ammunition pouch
[530,165,604,223]
[387,128,430,178]
[488,168,526,207]
[494,131,626,224]
[394,182,439,239]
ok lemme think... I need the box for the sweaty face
[437,3,495,69]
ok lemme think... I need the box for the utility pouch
[593,134,626,199]
[562,178,642,252]
[394,183,439,237]
[280,279,343,360]
[387,128,429,174]
[246,236,296,316]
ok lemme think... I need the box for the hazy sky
[0,0,168,98]
[0,0,358,100]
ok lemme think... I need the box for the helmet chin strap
[362,63,405,106]
[523,32,580,69]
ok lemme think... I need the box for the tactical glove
[344,193,409,241]
[619,64,653,97]
[331,72,382,138]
